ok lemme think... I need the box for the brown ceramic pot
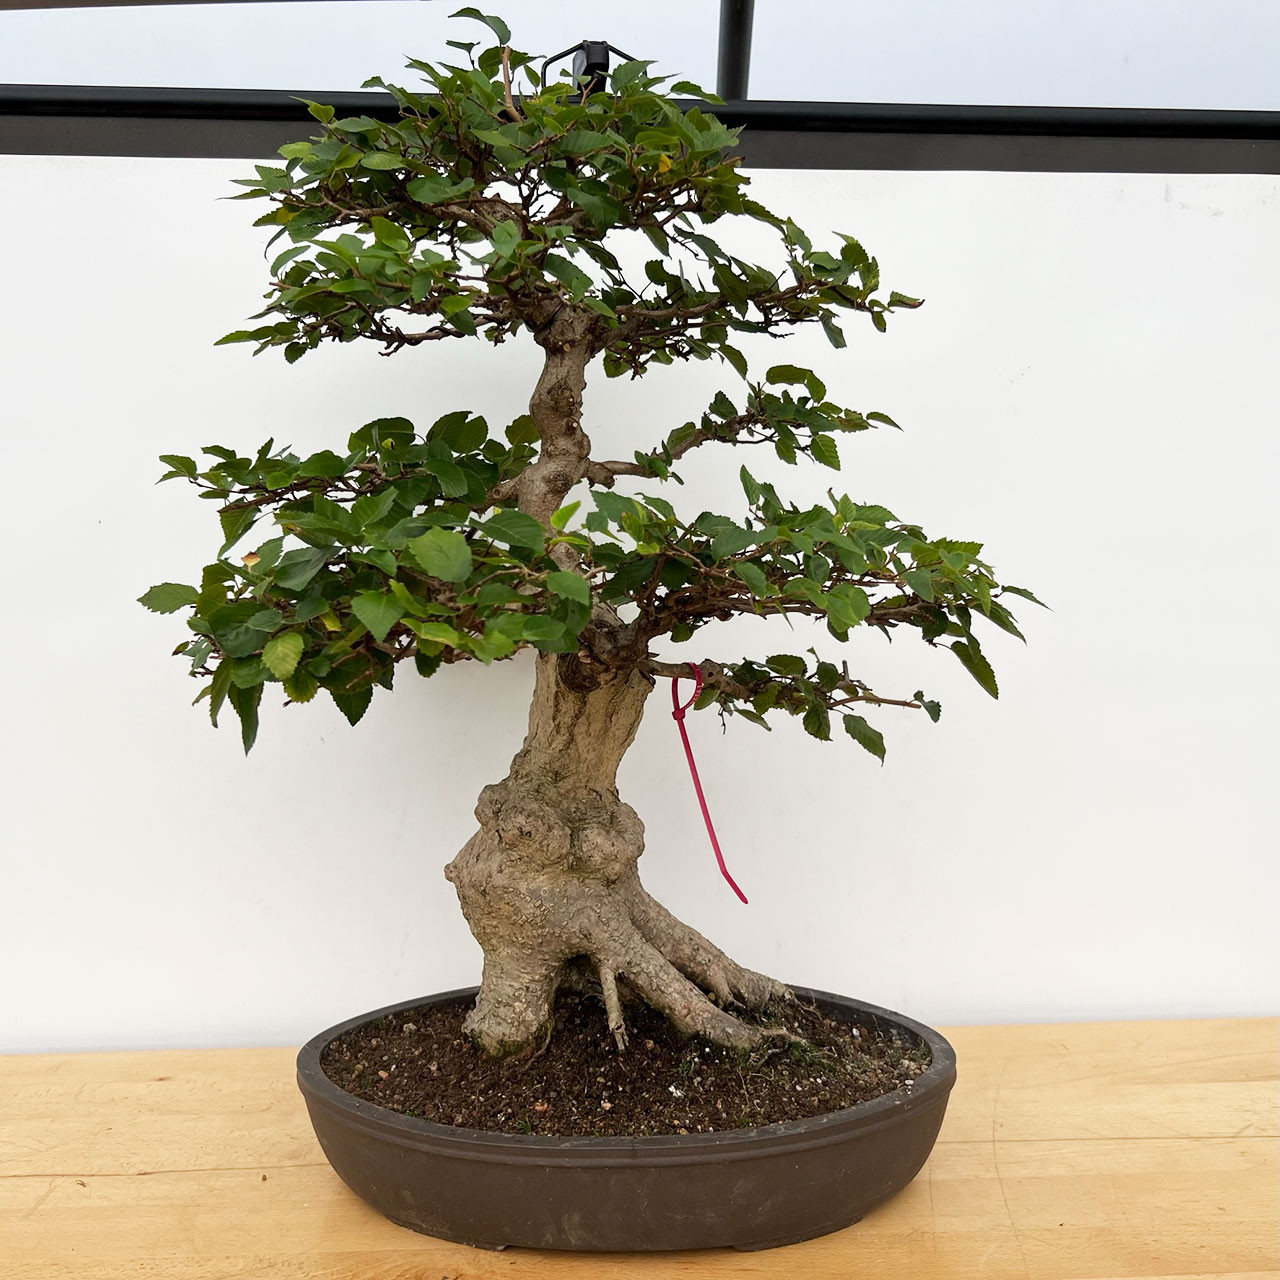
[297,985,955,1252]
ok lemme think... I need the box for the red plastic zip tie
[671,664,749,905]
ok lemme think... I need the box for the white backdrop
[1,156,1276,1053]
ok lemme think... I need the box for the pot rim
[296,985,956,1163]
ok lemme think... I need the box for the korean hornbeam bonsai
[142,11,1038,1057]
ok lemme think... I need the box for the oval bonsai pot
[296,986,955,1252]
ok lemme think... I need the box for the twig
[501,47,523,122]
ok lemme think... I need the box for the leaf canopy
[143,13,1038,754]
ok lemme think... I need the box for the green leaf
[157,454,197,478]
[351,591,404,643]
[423,450,468,498]
[283,668,319,703]
[543,253,593,300]
[555,129,616,156]
[246,608,284,632]
[262,632,304,679]
[214,614,271,660]
[913,690,942,723]
[809,434,840,470]
[803,704,831,740]
[328,683,373,726]
[351,489,398,528]
[710,525,759,561]
[567,183,624,229]
[825,583,872,630]
[247,537,285,574]
[450,5,511,44]
[671,79,722,102]
[406,618,463,647]
[470,626,517,663]
[230,657,268,689]
[138,583,197,614]
[987,599,1027,642]
[406,528,472,582]
[490,219,520,259]
[720,343,749,378]
[814,662,841,691]
[429,410,487,452]
[734,562,769,596]
[837,234,869,267]
[406,173,475,204]
[843,713,886,762]
[480,509,546,551]
[903,569,935,602]
[273,547,330,590]
[1002,585,1049,609]
[546,570,591,606]
[360,150,404,171]
[207,659,233,727]
[951,639,999,699]
[218,507,256,555]
[297,449,349,479]
[370,215,410,250]
[228,683,262,754]
[550,500,581,531]
[505,414,539,445]
[766,654,807,677]
[766,364,826,401]
[414,651,443,679]
[301,99,334,124]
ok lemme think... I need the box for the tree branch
[586,409,777,482]
[641,657,925,713]
[500,47,522,122]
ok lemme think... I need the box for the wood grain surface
[1,1017,1276,1279]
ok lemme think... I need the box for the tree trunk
[445,653,789,1054]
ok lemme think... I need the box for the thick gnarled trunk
[445,653,788,1055]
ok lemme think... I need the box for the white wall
[0,156,1276,1053]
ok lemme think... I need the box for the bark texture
[445,653,790,1054]
[446,327,788,1054]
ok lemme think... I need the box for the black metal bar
[1,84,1278,172]
[726,100,1280,140]
[716,0,755,102]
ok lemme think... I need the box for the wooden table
[2,1018,1276,1279]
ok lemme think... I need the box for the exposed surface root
[444,654,794,1057]
[452,864,793,1055]
[588,918,781,1052]
[598,966,627,1051]
[624,878,792,1011]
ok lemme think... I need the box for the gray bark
[444,654,789,1054]
[445,326,788,1054]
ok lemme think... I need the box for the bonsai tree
[142,12,1037,1056]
